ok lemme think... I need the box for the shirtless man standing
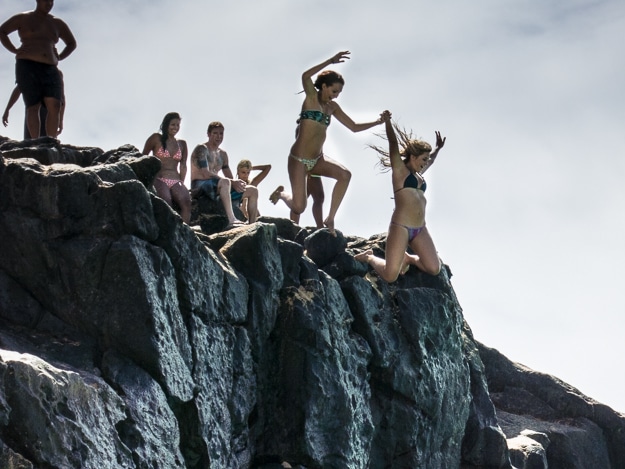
[190,121,259,226]
[0,0,76,139]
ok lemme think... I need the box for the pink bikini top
[156,146,182,161]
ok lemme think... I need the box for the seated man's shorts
[191,178,220,200]
[15,59,63,107]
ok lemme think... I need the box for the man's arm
[55,19,76,60]
[191,145,219,181]
[220,151,246,192]
[0,15,21,54]
[220,150,234,179]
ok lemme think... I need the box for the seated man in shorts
[190,121,259,224]
[190,143,245,229]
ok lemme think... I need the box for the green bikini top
[299,109,331,126]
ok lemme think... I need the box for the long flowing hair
[368,121,431,172]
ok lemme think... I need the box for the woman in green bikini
[285,50,387,235]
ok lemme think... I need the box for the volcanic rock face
[0,137,623,469]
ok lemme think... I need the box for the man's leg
[217,179,242,225]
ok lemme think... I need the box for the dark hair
[313,70,345,90]
[207,121,225,133]
[159,112,181,150]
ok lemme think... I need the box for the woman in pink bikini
[142,112,192,223]
[284,50,387,235]
[355,112,446,281]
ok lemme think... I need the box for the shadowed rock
[0,139,623,468]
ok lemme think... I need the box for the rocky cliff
[0,136,623,469]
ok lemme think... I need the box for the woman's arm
[250,164,271,187]
[179,140,188,182]
[422,131,446,174]
[301,51,350,96]
[332,104,384,133]
[3,86,21,126]
[384,113,403,170]
[141,133,158,155]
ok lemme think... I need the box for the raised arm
[422,131,446,174]
[301,51,350,96]
[384,113,403,171]
[250,164,272,187]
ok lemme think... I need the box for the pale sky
[2,0,624,414]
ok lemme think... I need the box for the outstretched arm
[332,105,385,133]
[301,51,350,96]
[422,131,446,173]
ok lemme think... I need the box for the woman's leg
[171,183,192,224]
[153,178,173,206]
[287,155,309,217]
[355,223,409,282]
[308,175,325,228]
[407,227,441,275]
[42,97,61,138]
[310,155,351,235]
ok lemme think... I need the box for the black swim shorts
[191,178,220,201]
[15,59,63,107]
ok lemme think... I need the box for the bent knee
[381,272,400,283]
[340,169,352,183]
[291,201,306,215]
[423,260,441,276]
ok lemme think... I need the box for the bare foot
[225,220,245,230]
[354,249,373,263]
[269,185,284,204]
[400,262,410,275]
[323,217,336,237]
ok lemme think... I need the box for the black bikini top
[395,172,426,193]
